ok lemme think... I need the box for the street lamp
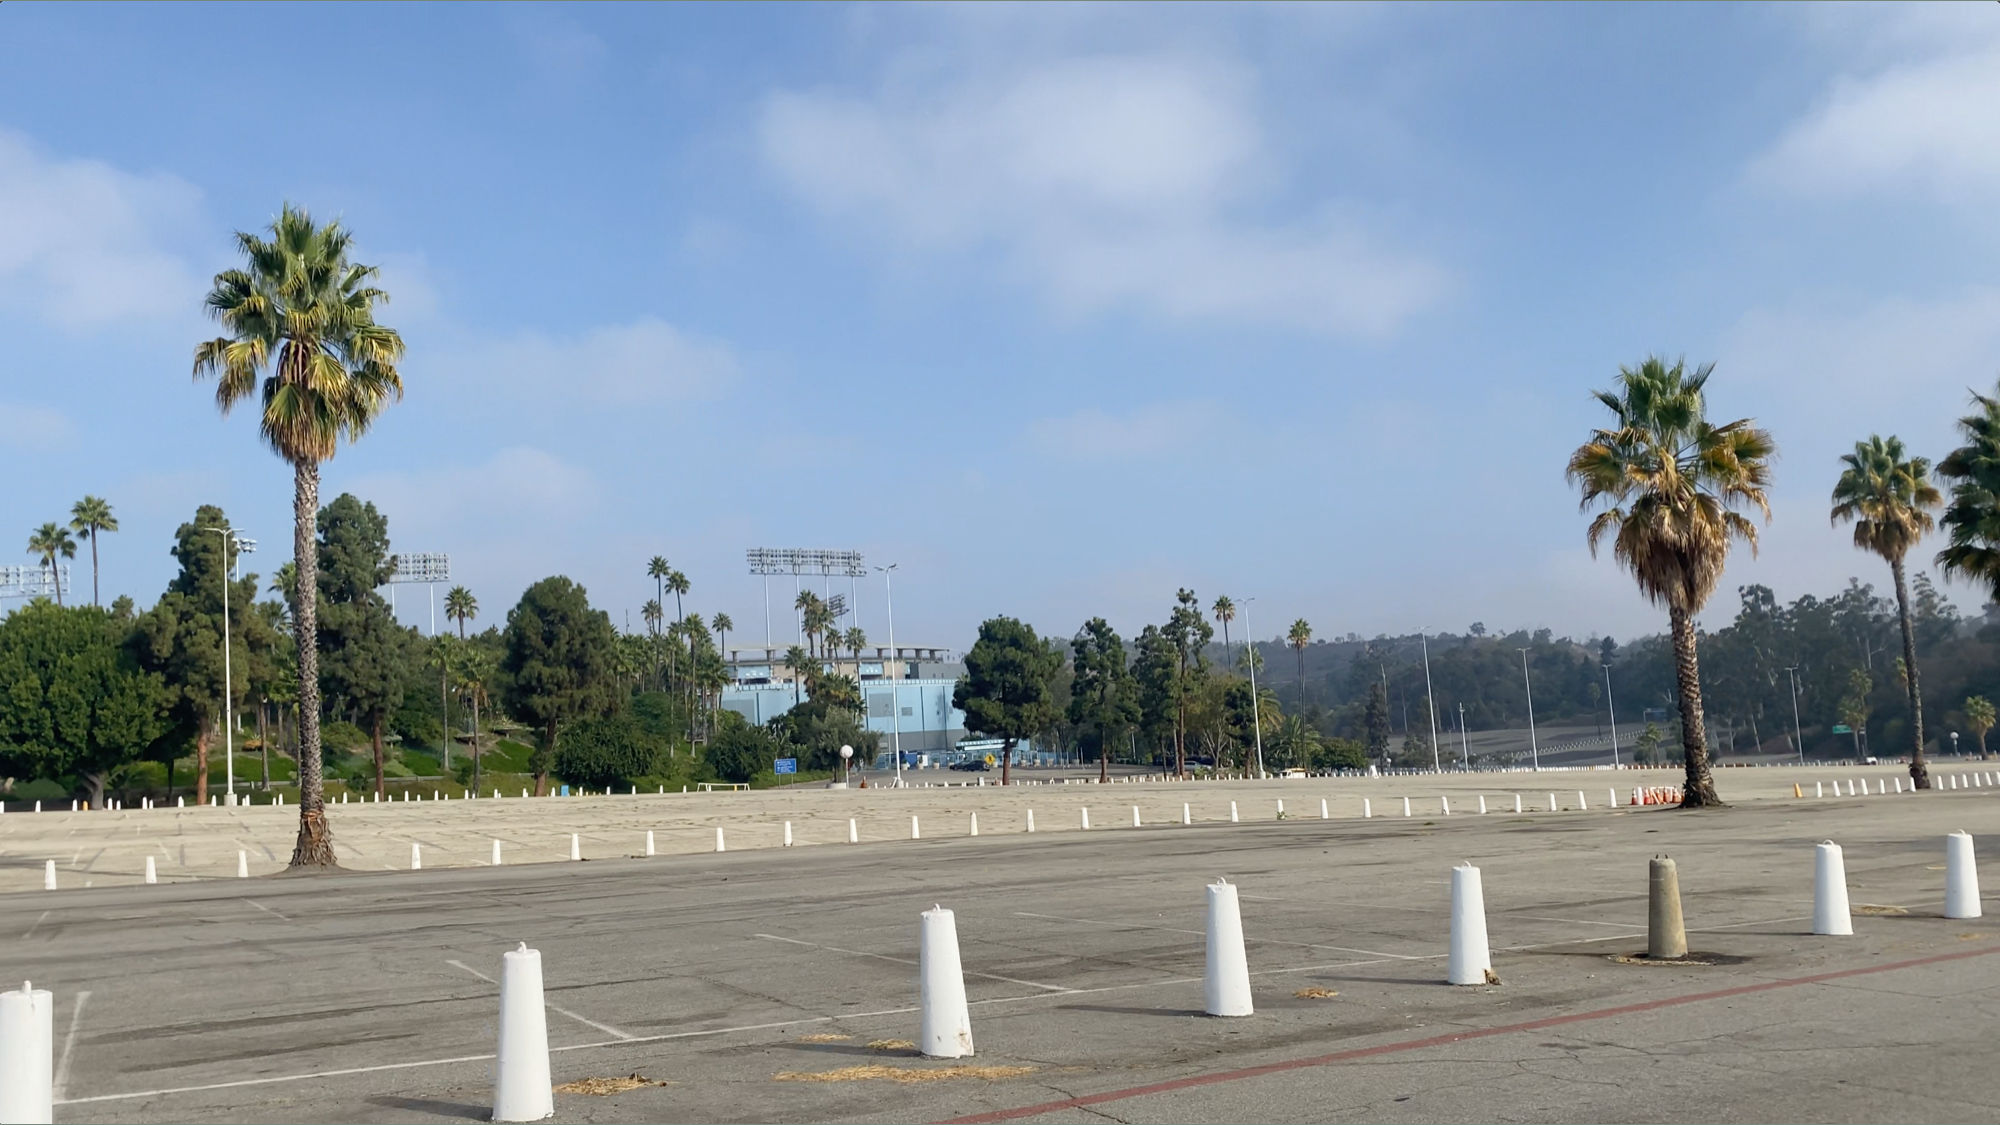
[1518,646,1540,771]
[1951,731,1960,759]
[1242,597,1265,779]
[840,743,853,786]
[876,564,902,788]
[203,527,255,806]
[1784,666,1805,765]
[1457,702,1470,769]
[1420,629,1440,773]
[1603,662,1620,768]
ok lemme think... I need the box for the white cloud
[0,402,75,453]
[0,129,203,329]
[450,316,738,405]
[758,53,1446,336]
[1026,399,1221,461]
[346,446,597,531]
[1753,10,2000,205]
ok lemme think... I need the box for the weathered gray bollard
[1648,855,1687,959]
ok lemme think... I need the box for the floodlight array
[389,552,451,584]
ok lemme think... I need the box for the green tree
[647,556,671,623]
[313,494,404,797]
[1832,435,1942,788]
[1567,356,1775,807]
[457,642,496,793]
[194,204,405,867]
[1634,721,1664,767]
[500,576,621,795]
[708,710,781,782]
[1070,618,1139,784]
[1212,595,1235,652]
[1163,589,1214,777]
[0,603,167,807]
[1838,667,1871,758]
[555,713,665,789]
[953,616,1061,786]
[783,644,812,706]
[712,612,734,667]
[667,569,690,625]
[1363,679,1390,762]
[68,496,117,608]
[26,523,77,606]
[1966,695,1995,759]
[444,586,478,639]
[1132,625,1178,764]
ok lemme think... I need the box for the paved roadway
[7,773,2000,1123]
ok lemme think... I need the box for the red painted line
[944,942,2000,1124]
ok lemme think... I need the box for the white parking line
[753,932,1075,992]
[53,990,89,1101]
[1013,910,1425,961]
[446,958,636,1040]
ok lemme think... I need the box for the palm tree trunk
[371,711,386,798]
[1099,730,1109,784]
[195,722,210,805]
[1001,737,1012,786]
[1668,605,1724,807]
[1891,557,1930,789]
[471,694,482,795]
[90,533,101,607]
[258,702,270,791]
[289,460,336,867]
[1296,648,1305,721]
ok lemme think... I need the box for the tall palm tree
[1966,695,1995,760]
[194,203,405,866]
[1287,619,1311,714]
[647,556,671,620]
[1567,356,1773,808]
[667,569,690,625]
[783,644,812,706]
[26,523,77,606]
[68,496,117,607]
[712,612,733,671]
[444,585,478,640]
[1212,595,1235,656]
[843,625,867,667]
[1832,435,1942,788]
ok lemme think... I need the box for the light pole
[203,527,254,806]
[1603,662,1620,768]
[1457,702,1470,769]
[877,564,902,787]
[1420,629,1440,773]
[1518,646,1540,771]
[840,743,853,786]
[1242,598,1266,779]
[1784,666,1805,764]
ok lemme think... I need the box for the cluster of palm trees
[24,496,117,608]
[778,590,866,708]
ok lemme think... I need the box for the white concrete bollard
[1080,808,1090,830]
[1477,795,1487,815]
[1203,879,1254,1017]
[849,818,860,843]
[492,944,554,1122]
[645,830,656,857]
[1363,798,1372,818]
[968,814,978,838]
[569,834,581,861]
[42,861,54,891]
[1577,790,1588,810]
[1448,864,1493,985]
[1320,798,1329,820]
[492,839,503,865]
[1946,831,1982,919]
[1183,803,1191,825]
[1608,787,1617,809]
[1547,792,1557,812]
[1894,777,1903,794]
[1816,781,1824,798]
[237,851,249,878]
[144,856,156,885]
[1849,779,1858,796]
[1230,801,1239,823]
[175,797,182,808]
[1514,795,1523,814]
[912,815,922,840]
[716,827,727,853]
[69,801,76,812]
[784,821,795,847]
[410,843,422,871]
[1403,797,1412,818]
[32,801,39,813]
[0,981,54,1125]
[1813,841,1854,936]
[1441,797,1451,816]
[918,906,974,1059]
[1132,806,1141,827]
[1277,799,1285,819]
[521,789,528,799]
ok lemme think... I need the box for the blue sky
[3,3,1998,650]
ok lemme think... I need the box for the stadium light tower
[877,562,902,787]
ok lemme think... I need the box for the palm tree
[667,570,690,625]
[1567,356,1774,808]
[1287,619,1311,714]
[1832,435,1942,788]
[193,203,405,866]
[68,496,117,607]
[458,645,495,795]
[1967,695,1995,760]
[26,523,77,606]
[647,556,671,620]
[783,644,812,706]
[794,589,821,655]
[712,612,733,672]
[444,585,478,640]
[1212,595,1235,653]
[843,625,867,667]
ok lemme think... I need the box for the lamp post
[1518,646,1540,771]
[1242,597,1265,779]
[1950,731,1959,759]
[1603,662,1620,768]
[877,564,902,787]
[1420,629,1440,773]
[840,743,853,786]
[1784,666,1805,764]
[203,527,254,806]
[1457,702,1470,769]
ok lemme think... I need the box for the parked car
[949,759,991,772]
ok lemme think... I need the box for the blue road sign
[774,757,798,775]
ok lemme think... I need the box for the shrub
[553,713,666,789]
